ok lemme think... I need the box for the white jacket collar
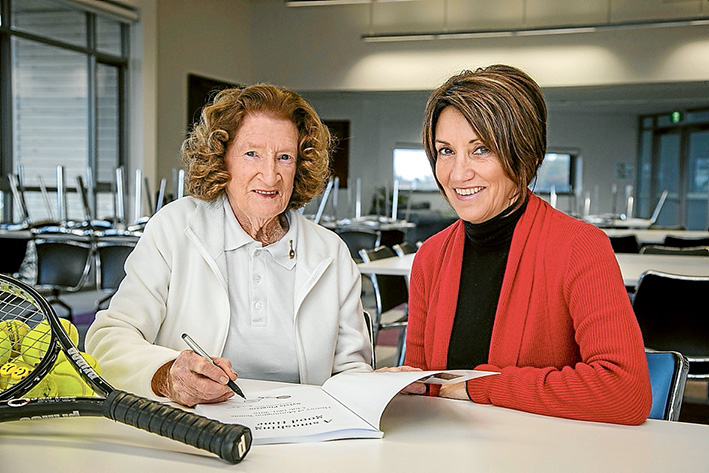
[185,195,334,297]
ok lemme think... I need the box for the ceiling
[543,81,709,115]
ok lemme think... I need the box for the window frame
[392,143,439,193]
[532,149,579,196]
[0,0,130,224]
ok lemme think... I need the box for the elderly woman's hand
[375,365,427,395]
[152,350,238,407]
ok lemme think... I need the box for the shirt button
[255,302,263,310]
[254,249,261,257]
[254,274,261,282]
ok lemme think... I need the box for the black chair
[640,245,709,256]
[34,239,93,322]
[95,240,136,311]
[359,245,408,367]
[608,234,639,254]
[393,241,417,257]
[336,228,380,263]
[664,235,709,248]
[632,271,709,392]
[379,229,405,248]
[0,235,30,276]
[646,350,689,421]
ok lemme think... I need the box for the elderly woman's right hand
[152,350,238,407]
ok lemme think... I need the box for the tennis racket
[0,274,251,464]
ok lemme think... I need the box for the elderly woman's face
[434,107,517,224]
[224,112,298,223]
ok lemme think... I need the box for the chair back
[379,229,405,248]
[608,234,639,254]
[664,235,709,248]
[633,271,709,378]
[359,246,408,314]
[359,245,409,366]
[35,239,93,291]
[640,245,709,256]
[646,351,689,421]
[0,236,30,275]
[336,228,380,263]
[393,241,417,257]
[363,310,376,369]
[96,242,136,291]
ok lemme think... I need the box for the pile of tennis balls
[0,318,101,398]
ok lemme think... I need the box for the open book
[195,369,497,445]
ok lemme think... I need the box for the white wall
[155,0,254,188]
[248,0,709,91]
[142,0,709,218]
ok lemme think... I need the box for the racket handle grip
[103,390,252,464]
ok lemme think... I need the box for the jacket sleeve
[466,227,652,425]
[85,215,181,400]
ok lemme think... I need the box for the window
[393,146,437,191]
[0,0,134,225]
[637,108,709,229]
[534,152,576,194]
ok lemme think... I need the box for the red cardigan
[405,193,652,425]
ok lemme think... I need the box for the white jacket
[85,196,372,399]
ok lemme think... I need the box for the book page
[195,384,379,445]
[322,369,498,428]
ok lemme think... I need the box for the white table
[358,253,415,277]
[603,228,709,246]
[358,253,709,287]
[2,381,708,473]
[616,253,709,286]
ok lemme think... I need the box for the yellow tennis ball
[20,322,51,367]
[51,353,100,397]
[0,320,30,357]
[25,374,59,398]
[59,318,80,346]
[20,318,78,367]
[0,333,12,366]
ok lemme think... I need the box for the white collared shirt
[221,199,300,383]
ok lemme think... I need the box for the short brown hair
[181,84,332,210]
[422,65,547,199]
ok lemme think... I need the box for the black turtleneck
[447,199,528,370]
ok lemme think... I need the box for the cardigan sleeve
[466,226,652,425]
[404,251,428,369]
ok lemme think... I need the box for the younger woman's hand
[439,381,468,400]
[375,365,427,394]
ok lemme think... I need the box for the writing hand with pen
[150,334,245,407]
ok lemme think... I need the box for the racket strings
[0,291,45,323]
[0,285,52,397]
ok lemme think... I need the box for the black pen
[181,332,246,399]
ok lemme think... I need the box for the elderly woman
[86,84,372,407]
[397,65,652,425]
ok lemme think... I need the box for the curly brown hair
[422,64,547,200]
[181,84,332,210]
